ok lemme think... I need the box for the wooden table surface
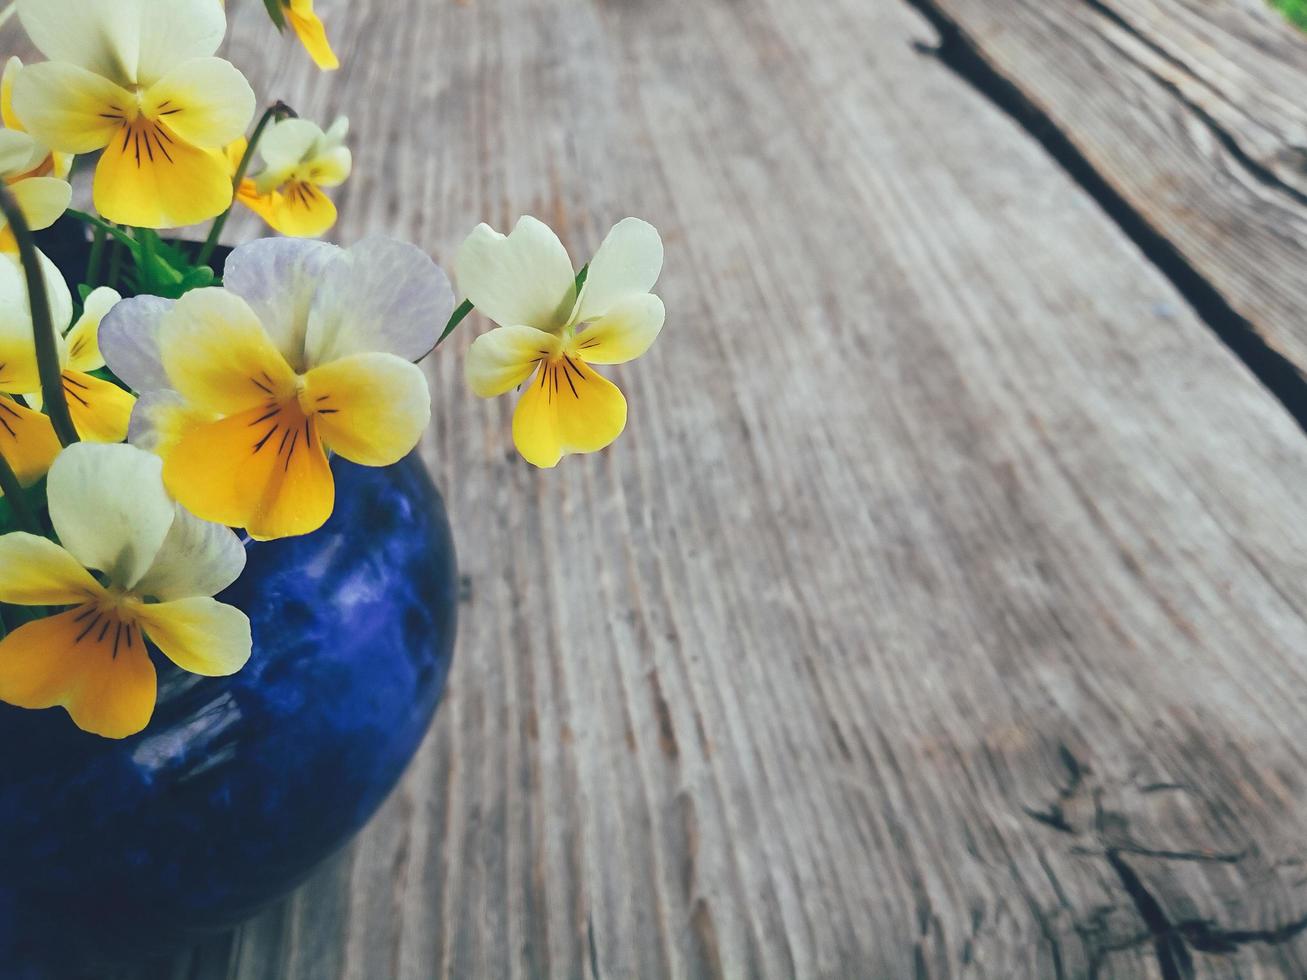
[12,0,1307,976]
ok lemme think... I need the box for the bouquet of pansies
[0,0,665,739]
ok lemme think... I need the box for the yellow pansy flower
[0,251,75,491]
[0,128,71,253]
[11,0,255,229]
[0,57,72,180]
[24,287,137,444]
[101,237,454,540]
[458,217,665,468]
[0,443,251,739]
[232,117,351,238]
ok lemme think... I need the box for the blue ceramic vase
[0,454,458,975]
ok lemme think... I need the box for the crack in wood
[1016,746,1307,976]
[901,0,1307,436]
[1077,0,1307,210]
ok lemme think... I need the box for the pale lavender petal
[305,236,453,367]
[222,237,341,371]
[100,294,175,393]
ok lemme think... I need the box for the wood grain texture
[7,0,1307,976]
[921,0,1307,388]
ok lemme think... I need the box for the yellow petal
[128,389,217,457]
[0,396,60,487]
[142,57,255,150]
[0,605,156,739]
[62,369,135,444]
[303,352,431,467]
[243,181,338,238]
[512,357,627,468]
[0,532,104,605]
[465,324,561,397]
[93,119,234,229]
[159,287,297,415]
[11,61,133,154]
[2,57,24,131]
[287,0,340,71]
[571,294,665,365]
[135,596,251,676]
[64,286,122,373]
[163,402,335,540]
[8,176,71,233]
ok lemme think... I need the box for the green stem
[0,185,78,447]
[85,224,106,288]
[197,103,289,267]
[107,236,124,291]
[0,451,39,535]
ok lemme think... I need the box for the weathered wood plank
[9,0,1307,976]
[919,0,1307,393]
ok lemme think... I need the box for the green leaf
[263,0,287,29]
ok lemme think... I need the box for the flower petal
[63,286,121,373]
[256,117,322,179]
[0,129,45,176]
[11,61,133,154]
[0,396,60,487]
[575,218,664,322]
[465,324,561,397]
[163,405,335,540]
[287,0,340,71]
[62,369,135,444]
[304,353,431,467]
[2,57,24,131]
[0,252,74,392]
[308,146,351,188]
[0,606,157,738]
[305,237,452,366]
[99,294,175,393]
[455,217,577,332]
[134,505,246,601]
[571,294,665,365]
[136,597,251,676]
[127,389,216,456]
[93,119,235,228]
[244,182,338,239]
[0,533,103,605]
[159,287,297,415]
[47,442,175,590]
[221,238,340,370]
[8,176,72,233]
[142,57,255,150]
[15,0,142,86]
[135,0,229,88]
[512,358,627,468]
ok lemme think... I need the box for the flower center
[250,394,320,469]
[111,113,178,169]
[69,595,141,661]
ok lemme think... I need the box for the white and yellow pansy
[101,236,453,540]
[0,442,251,739]
[0,250,76,491]
[0,127,71,253]
[232,116,351,238]
[12,0,255,229]
[1,57,73,180]
[458,216,665,468]
[25,287,137,444]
